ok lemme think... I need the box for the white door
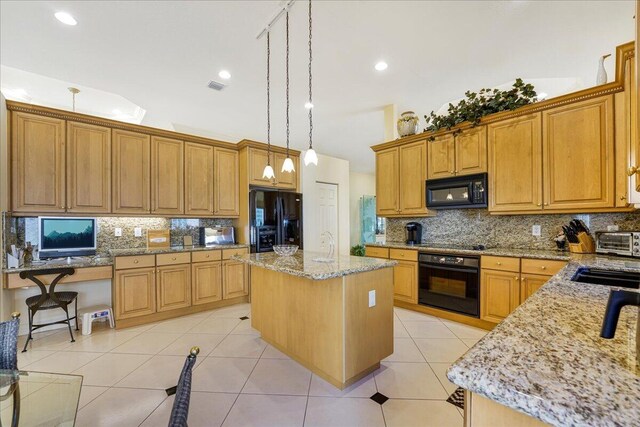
[317,182,339,255]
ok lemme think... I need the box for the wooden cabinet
[246,147,299,190]
[184,142,214,216]
[214,147,240,216]
[399,141,428,215]
[151,136,184,215]
[114,267,156,320]
[392,259,418,304]
[480,269,520,324]
[364,246,389,259]
[520,273,548,304]
[375,147,399,215]
[112,129,150,214]
[191,261,223,305]
[427,127,486,180]
[66,122,111,213]
[488,113,543,212]
[542,95,614,210]
[156,264,191,312]
[248,148,272,187]
[274,152,298,189]
[11,112,66,212]
[376,141,430,217]
[222,260,248,299]
[427,134,455,179]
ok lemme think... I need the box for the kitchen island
[234,251,397,389]
[447,258,640,426]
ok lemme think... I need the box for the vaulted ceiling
[0,1,635,172]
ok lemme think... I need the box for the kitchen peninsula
[235,251,396,389]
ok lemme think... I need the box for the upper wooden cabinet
[246,148,299,190]
[376,147,399,216]
[66,122,111,213]
[248,148,272,187]
[184,142,214,216]
[151,136,184,215]
[112,129,151,214]
[274,152,298,189]
[11,112,66,213]
[488,113,543,212]
[427,127,486,180]
[214,147,240,217]
[542,95,614,210]
[376,141,430,217]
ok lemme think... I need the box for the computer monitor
[38,217,97,258]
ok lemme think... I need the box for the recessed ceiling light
[55,12,77,26]
[375,61,388,71]
[304,101,314,109]
[218,70,231,80]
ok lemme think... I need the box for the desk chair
[0,312,21,427]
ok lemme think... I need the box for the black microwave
[426,173,487,209]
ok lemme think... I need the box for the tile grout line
[301,364,314,426]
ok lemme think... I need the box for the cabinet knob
[450,170,455,174]
[496,262,502,265]
[537,203,541,206]
[514,276,518,280]
[620,196,627,201]
[134,260,139,264]
[627,166,639,176]
[541,266,546,270]
[172,257,177,260]
[206,254,210,258]
[544,202,549,206]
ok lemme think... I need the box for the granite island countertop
[109,244,249,257]
[233,250,397,280]
[447,258,640,427]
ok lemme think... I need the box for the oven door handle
[420,263,479,274]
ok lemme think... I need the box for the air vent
[207,80,226,91]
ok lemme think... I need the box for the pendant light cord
[266,31,271,165]
[308,0,313,150]
[285,11,290,159]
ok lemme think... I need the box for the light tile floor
[18,304,488,427]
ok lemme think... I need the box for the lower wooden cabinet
[114,267,157,320]
[520,273,549,304]
[393,260,418,304]
[156,264,191,312]
[223,260,248,299]
[192,261,223,305]
[480,269,520,324]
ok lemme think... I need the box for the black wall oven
[418,253,480,317]
[425,173,487,209]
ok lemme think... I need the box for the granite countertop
[233,250,397,280]
[2,256,113,274]
[447,258,640,427]
[109,244,249,257]
[365,241,571,260]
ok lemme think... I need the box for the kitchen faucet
[600,289,640,339]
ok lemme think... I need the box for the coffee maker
[405,222,422,245]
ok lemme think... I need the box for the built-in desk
[2,257,113,289]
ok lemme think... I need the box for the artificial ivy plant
[424,78,537,136]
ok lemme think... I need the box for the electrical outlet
[607,225,619,231]
[532,225,541,237]
[134,227,142,237]
[114,228,122,237]
[368,290,376,308]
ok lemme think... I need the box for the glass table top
[0,370,83,427]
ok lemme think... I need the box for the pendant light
[281,11,295,173]
[262,32,275,180]
[303,0,318,166]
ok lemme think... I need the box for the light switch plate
[134,227,142,237]
[368,290,376,307]
[532,225,541,237]
[114,228,122,237]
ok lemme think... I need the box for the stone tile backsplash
[386,209,640,250]
[2,213,234,258]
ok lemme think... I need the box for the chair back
[168,346,199,427]
[0,313,20,370]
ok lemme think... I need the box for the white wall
[301,152,350,256]
[349,172,376,247]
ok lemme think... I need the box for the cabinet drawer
[222,247,249,260]
[365,246,389,259]
[156,252,191,266]
[482,256,520,272]
[115,255,155,270]
[389,248,418,262]
[521,258,567,276]
[192,250,222,263]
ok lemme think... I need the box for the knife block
[568,232,595,254]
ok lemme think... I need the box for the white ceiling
[0,1,636,173]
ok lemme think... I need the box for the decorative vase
[596,54,611,85]
[397,111,419,137]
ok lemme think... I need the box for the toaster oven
[595,232,640,257]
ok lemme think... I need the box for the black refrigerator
[249,190,303,253]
